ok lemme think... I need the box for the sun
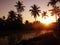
[38,16,56,24]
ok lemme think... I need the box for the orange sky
[0,0,60,22]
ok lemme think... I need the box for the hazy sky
[0,0,59,22]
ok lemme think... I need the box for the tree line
[0,0,60,36]
[0,0,60,45]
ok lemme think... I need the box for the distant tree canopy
[0,1,25,32]
[7,10,16,21]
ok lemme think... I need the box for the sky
[0,0,60,22]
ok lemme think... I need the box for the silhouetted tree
[15,1,25,14]
[0,18,4,30]
[42,11,48,19]
[2,16,6,30]
[47,0,60,7]
[15,1,25,24]
[7,10,16,22]
[16,14,22,24]
[29,4,41,21]
[6,10,18,45]
[49,6,60,21]
[24,20,31,30]
[0,17,7,37]
[2,16,5,20]
[15,14,24,30]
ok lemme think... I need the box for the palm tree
[47,0,57,7]
[49,6,60,21]
[15,1,25,23]
[42,11,48,19]
[47,0,60,7]
[29,4,41,21]
[15,1,25,14]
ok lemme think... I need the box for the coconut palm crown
[29,4,41,21]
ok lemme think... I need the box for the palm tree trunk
[56,15,57,22]
[59,15,60,19]
[35,17,36,22]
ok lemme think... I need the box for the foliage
[0,0,60,45]
[47,0,60,7]
[15,1,25,14]
[29,4,41,21]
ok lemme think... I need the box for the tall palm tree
[15,1,25,14]
[47,0,60,7]
[49,6,60,21]
[29,4,41,21]
[42,11,48,19]
[15,1,25,23]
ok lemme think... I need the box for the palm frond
[29,4,41,21]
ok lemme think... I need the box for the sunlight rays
[38,15,56,24]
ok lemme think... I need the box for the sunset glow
[38,16,56,24]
